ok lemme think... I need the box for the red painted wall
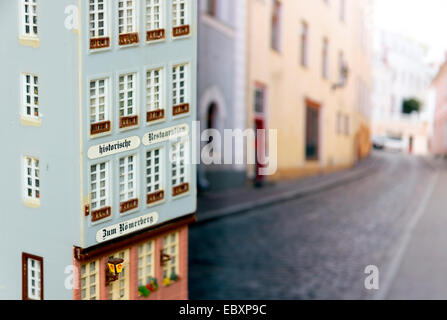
[73,226,189,300]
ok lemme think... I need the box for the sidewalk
[196,153,383,224]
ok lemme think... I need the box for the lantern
[106,258,124,286]
[108,258,124,274]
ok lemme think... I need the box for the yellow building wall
[247,0,372,180]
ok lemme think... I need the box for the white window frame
[27,257,42,300]
[119,155,137,203]
[162,232,179,279]
[89,0,109,38]
[90,161,110,211]
[146,147,164,195]
[24,156,40,201]
[172,64,188,107]
[80,260,99,300]
[89,78,109,125]
[172,0,188,27]
[138,240,155,287]
[146,68,164,113]
[22,74,39,119]
[118,0,137,35]
[119,73,137,118]
[146,0,163,31]
[21,0,38,38]
[170,140,188,188]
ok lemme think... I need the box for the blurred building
[431,56,447,156]
[197,0,248,191]
[371,29,434,155]
[246,0,373,181]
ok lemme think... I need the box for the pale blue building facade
[0,0,197,300]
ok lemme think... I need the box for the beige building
[246,0,373,181]
[371,29,435,156]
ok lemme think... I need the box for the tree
[402,98,422,114]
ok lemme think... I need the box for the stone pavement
[197,153,383,224]
[189,151,441,299]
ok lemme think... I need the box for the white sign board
[142,124,189,146]
[96,212,159,243]
[88,136,141,160]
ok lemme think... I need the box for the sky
[374,0,447,65]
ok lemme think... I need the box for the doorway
[305,99,321,161]
[254,84,267,184]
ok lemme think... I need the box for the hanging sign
[88,136,141,159]
[96,212,159,243]
[142,124,189,146]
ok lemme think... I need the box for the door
[108,249,130,300]
[254,84,267,183]
[255,117,266,181]
[305,100,320,161]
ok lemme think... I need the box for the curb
[194,156,381,225]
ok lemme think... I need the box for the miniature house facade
[0,0,197,300]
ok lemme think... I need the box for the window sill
[18,36,40,48]
[172,111,191,121]
[119,125,139,134]
[88,47,112,54]
[117,42,140,49]
[20,116,42,127]
[145,117,166,127]
[24,198,40,208]
[89,130,112,140]
[172,191,190,200]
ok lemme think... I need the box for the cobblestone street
[189,152,443,299]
